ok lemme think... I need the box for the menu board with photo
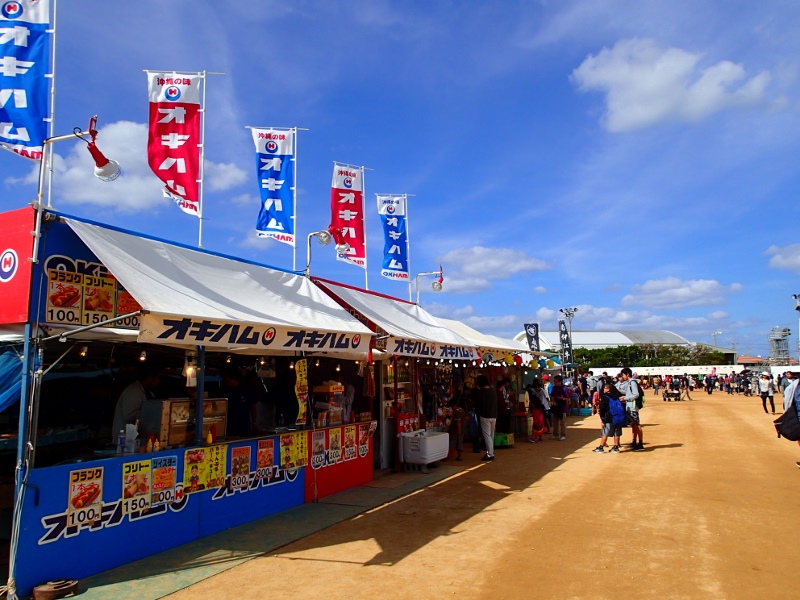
[151,456,178,506]
[279,432,308,470]
[310,430,326,470]
[328,427,342,464]
[230,445,252,490]
[358,423,370,458]
[256,439,274,480]
[45,267,142,329]
[121,460,151,515]
[67,466,103,527]
[343,425,357,461]
[183,445,227,494]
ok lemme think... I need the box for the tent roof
[64,218,372,355]
[312,278,478,359]
[435,318,528,355]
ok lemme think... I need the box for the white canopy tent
[64,219,373,356]
[312,279,478,360]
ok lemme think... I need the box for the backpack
[608,396,626,427]
[774,403,800,441]
[633,380,645,410]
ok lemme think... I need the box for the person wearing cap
[757,372,776,414]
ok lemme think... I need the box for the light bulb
[79,346,88,358]
[289,361,295,370]
[139,351,146,362]
[336,364,341,372]
[226,355,232,364]
[259,357,266,366]
[315,359,320,367]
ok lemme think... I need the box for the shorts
[602,422,622,437]
[626,410,640,426]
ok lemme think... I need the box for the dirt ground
[165,390,800,600]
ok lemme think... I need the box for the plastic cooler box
[400,430,449,464]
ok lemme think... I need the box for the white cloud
[438,246,550,294]
[766,244,800,274]
[533,286,547,294]
[204,161,248,191]
[23,121,247,214]
[571,38,771,131]
[621,277,740,309]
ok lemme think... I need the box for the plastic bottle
[146,437,153,453]
[206,430,213,445]
[117,430,126,454]
[153,439,160,451]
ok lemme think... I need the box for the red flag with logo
[329,163,366,268]
[146,72,202,216]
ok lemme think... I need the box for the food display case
[139,398,227,448]
[312,384,344,427]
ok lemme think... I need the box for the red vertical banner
[146,72,202,216]
[330,163,366,268]
[0,207,35,324]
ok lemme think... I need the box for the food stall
[436,318,533,439]
[0,207,376,597]
[311,278,479,471]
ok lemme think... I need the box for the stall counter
[305,421,376,502]
[14,434,306,597]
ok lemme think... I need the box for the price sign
[46,269,82,325]
[67,467,103,526]
[121,460,151,515]
[151,456,178,506]
[82,273,116,326]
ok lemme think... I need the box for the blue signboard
[15,437,305,597]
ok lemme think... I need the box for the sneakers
[481,454,495,461]
[610,446,620,453]
[559,436,567,441]
[633,442,645,452]
[593,446,604,453]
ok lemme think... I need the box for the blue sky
[1,0,800,358]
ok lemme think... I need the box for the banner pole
[405,194,412,301]
[292,127,298,272]
[45,0,57,208]
[361,166,369,290]
[197,70,207,248]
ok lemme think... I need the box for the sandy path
[165,390,800,600]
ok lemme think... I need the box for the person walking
[593,382,624,453]
[758,372,776,414]
[616,367,644,451]
[549,374,569,440]
[473,375,497,461]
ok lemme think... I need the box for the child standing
[528,397,546,443]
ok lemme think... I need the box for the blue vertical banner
[0,0,51,160]
[251,127,295,245]
[377,194,409,281]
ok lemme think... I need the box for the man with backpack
[593,383,625,453]
[616,367,645,451]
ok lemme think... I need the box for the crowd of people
[444,366,800,467]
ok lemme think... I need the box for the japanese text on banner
[0,0,50,160]
[146,72,202,216]
[377,194,409,281]
[251,127,295,245]
[329,163,366,268]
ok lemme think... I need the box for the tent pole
[194,345,205,446]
